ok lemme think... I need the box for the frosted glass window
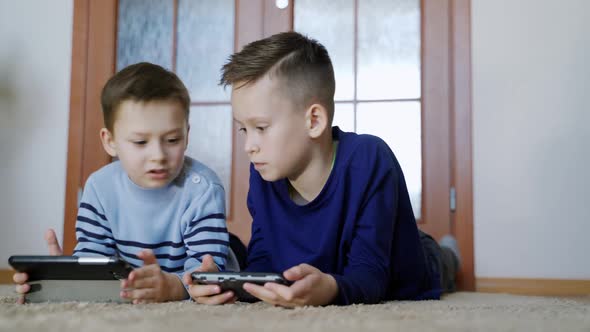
[117,0,173,71]
[357,0,420,100]
[176,0,234,102]
[333,103,354,133]
[294,0,355,101]
[186,106,233,212]
[357,102,422,218]
[295,0,422,218]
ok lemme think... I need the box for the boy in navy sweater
[185,32,459,306]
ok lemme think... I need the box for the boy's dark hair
[101,62,190,132]
[220,31,335,122]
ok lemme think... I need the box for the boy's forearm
[163,272,189,301]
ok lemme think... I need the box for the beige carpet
[0,285,588,332]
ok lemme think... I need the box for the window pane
[186,106,232,212]
[333,103,355,133]
[176,0,234,102]
[357,0,420,100]
[294,0,355,101]
[117,0,173,71]
[357,102,421,219]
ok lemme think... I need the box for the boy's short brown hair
[101,62,190,133]
[220,31,335,122]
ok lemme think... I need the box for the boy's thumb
[138,249,158,265]
[44,229,63,256]
[201,254,218,272]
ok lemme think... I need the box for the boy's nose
[150,141,166,161]
[244,136,260,155]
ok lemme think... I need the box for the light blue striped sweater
[73,157,230,281]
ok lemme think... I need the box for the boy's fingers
[188,284,221,298]
[122,288,156,301]
[127,275,157,290]
[44,229,63,256]
[128,265,159,282]
[195,290,234,305]
[200,255,219,272]
[243,282,279,303]
[189,256,217,274]
[288,274,315,298]
[16,295,25,305]
[13,272,28,284]
[263,282,295,302]
[15,283,30,295]
[284,263,315,281]
[182,272,193,285]
[137,250,158,265]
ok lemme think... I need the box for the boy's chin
[139,181,170,189]
[135,176,175,189]
[258,171,282,182]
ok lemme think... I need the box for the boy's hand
[13,229,63,304]
[120,249,186,304]
[183,254,236,305]
[242,263,338,308]
[44,228,64,256]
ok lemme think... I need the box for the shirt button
[192,174,201,184]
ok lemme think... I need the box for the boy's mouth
[148,169,168,179]
[253,162,266,170]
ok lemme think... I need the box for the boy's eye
[238,127,246,133]
[133,141,147,145]
[167,138,180,143]
[256,126,266,132]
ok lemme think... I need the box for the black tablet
[9,255,132,281]
[8,255,133,302]
[191,271,292,302]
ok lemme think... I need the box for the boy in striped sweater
[14,62,235,304]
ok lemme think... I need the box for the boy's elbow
[365,282,389,304]
[336,272,389,305]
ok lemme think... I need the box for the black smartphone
[191,271,293,302]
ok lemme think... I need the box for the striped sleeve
[73,179,117,257]
[183,183,229,273]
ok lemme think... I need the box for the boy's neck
[288,135,337,205]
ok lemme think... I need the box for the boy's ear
[184,124,190,151]
[305,103,329,139]
[100,128,118,157]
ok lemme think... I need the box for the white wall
[0,0,73,268]
[472,0,590,279]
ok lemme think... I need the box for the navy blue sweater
[245,127,441,304]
